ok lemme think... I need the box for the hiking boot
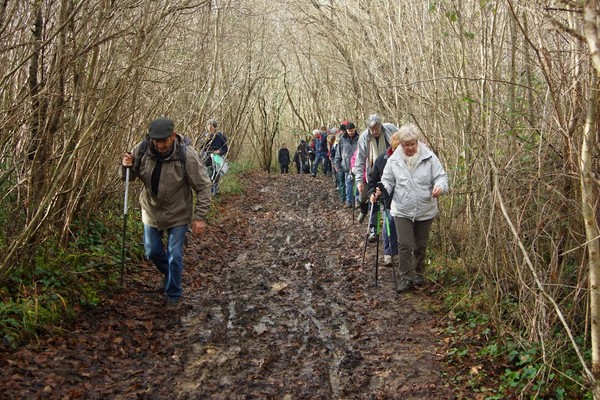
[345,203,352,209]
[368,231,377,242]
[166,298,179,310]
[397,279,413,293]
[157,275,166,292]
[383,255,392,266]
[414,274,425,286]
[357,212,366,223]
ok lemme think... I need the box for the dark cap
[148,118,174,140]
[339,124,347,131]
[346,122,356,129]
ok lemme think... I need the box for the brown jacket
[123,134,212,230]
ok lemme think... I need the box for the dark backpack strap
[178,136,189,181]
[134,136,150,175]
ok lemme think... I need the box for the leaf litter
[0,171,463,399]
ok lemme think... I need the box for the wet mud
[1,171,457,399]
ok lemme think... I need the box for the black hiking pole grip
[120,167,130,286]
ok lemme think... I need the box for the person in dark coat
[278,143,290,173]
[196,119,228,195]
[334,122,360,208]
[296,139,309,173]
[368,131,400,266]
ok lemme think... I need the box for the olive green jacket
[122,134,212,230]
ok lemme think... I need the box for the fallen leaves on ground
[0,171,485,399]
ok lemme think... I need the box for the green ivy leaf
[445,11,458,22]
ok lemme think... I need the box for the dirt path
[1,171,456,399]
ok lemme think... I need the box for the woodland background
[0,0,599,397]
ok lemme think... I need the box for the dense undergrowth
[429,258,593,399]
[0,161,249,350]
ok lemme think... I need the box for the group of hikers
[278,114,449,293]
[277,125,334,177]
[120,113,448,309]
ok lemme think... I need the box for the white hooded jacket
[381,142,448,221]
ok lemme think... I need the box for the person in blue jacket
[368,131,400,266]
[334,122,360,208]
[311,126,328,177]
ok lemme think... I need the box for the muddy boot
[157,275,166,292]
[414,274,425,286]
[166,297,179,310]
[397,279,413,293]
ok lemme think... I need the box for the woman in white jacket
[378,123,448,293]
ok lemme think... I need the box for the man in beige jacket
[122,117,212,308]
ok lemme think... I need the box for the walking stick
[374,205,381,287]
[120,167,130,286]
[361,200,375,266]
[382,206,398,291]
[352,173,356,223]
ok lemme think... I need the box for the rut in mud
[1,171,456,399]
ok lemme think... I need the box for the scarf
[369,135,388,169]
[150,146,174,196]
[401,146,421,173]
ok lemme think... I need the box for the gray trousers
[393,217,434,281]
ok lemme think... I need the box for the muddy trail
[1,171,459,399]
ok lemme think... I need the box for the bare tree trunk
[27,0,45,224]
[583,1,600,392]
[582,72,600,395]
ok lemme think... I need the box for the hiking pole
[374,204,381,287]
[361,200,375,266]
[120,167,130,286]
[351,173,356,223]
[382,205,398,291]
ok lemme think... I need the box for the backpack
[134,135,192,181]
[210,153,229,179]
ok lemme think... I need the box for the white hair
[367,114,382,128]
[397,123,421,142]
